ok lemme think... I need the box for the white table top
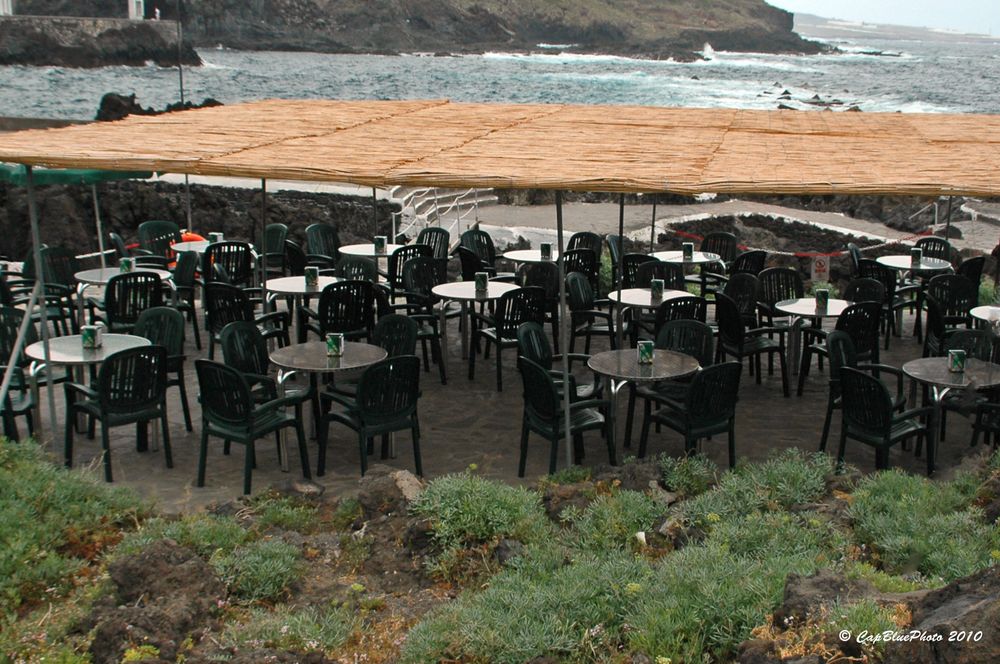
[171,240,211,253]
[75,267,172,285]
[606,288,690,309]
[432,281,519,301]
[775,298,852,318]
[25,334,150,366]
[503,249,559,263]
[339,243,404,258]
[652,250,721,265]
[876,255,952,273]
[970,305,1000,323]
[265,275,341,295]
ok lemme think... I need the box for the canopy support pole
[26,167,57,441]
[92,184,107,270]
[649,195,657,252]
[555,191,573,469]
[617,193,626,349]
[943,196,954,239]
[0,285,39,435]
[372,188,378,239]
[260,178,268,297]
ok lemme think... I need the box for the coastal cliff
[12,0,824,62]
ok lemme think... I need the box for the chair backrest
[834,301,882,360]
[730,250,767,276]
[284,239,307,276]
[721,273,760,327]
[701,232,738,264]
[915,236,953,263]
[204,282,253,335]
[172,251,199,290]
[97,346,167,415]
[621,254,656,288]
[846,243,863,277]
[317,280,377,338]
[402,256,444,303]
[656,319,714,367]
[416,227,451,260]
[653,296,707,336]
[957,256,986,299]
[857,259,898,301]
[494,286,545,339]
[519,356,560,423]
[306,223,339,264]
[826,329,859,402]
[944,329,994,361]
[518,262,559,301]
[137,220,181,259]
[925,274,976,321]
[355,355,421,426]
[568,231,603,262]
[839,367,894,437]
[41,246,80,287]
[134,306,186,356]
[516,321,553,370]
[218,320,270,376]
[0,306,38,368]
[263,223,288,268]
[203,241,255,287]
[562,248,599,291]
[109,232,130,259]
[843,277,885,305]
[922,295,946,358]
[372,314,418,357]
[196,359,253,426]
[460,229,497,266]
[455,245,488,282]
[757,267,804,310]
[714,292,747,348]
[388,244,433,289]
[334,255,377,282]
[634,260,684,290]
[104,272,163,329]
[606,234,623,270]
[566,271,595,312]
[685,361,741,428]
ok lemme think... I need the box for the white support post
[0,1,13,17]
[128,0,145,20]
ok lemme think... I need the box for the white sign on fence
[811,256,829,282]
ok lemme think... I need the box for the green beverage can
[815,288,829,311]
[81,325,102,349]
[650,278,664,300]
[119,257,134,273]
[304,266,319,288]
[326,332,344,357]
[682,242,694,261]
[948,349,966,373]
[910,247,922,266]
[638,340,654,365]
[539,242,552,261]
[374,236,387,254]
[474,271,489,292]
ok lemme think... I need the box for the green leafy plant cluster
[0,439,149,611]
[658,453,716,497]
[116,513,249,558]
[220,604,354,652]
[251,494,319,533]
[848,469,999,582]
[563,489,664,551]
[212,539,302,602]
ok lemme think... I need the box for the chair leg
[797,344,812,396]
[100,424,113,482]
[317,417,329,477]
[381,434,390,459]
[433,336,447,385]
[518,420,530,478]
[819,401,834,452]
[605,414,616,466]
[778,349,789,397]
[358,431,369,476]
[837,429,849,470]
[190,310,202,350]
[197,428,208,487]
[243,440,254,495]
[727,421,736,469]
[623,385,636,449]
[161,412,173,469]
[412,420,423,477]
[468,332,477,380]
[295,422,311,480]
[63,404,74,468]
[548,433,559,475]
[638,401,652,459]
[496,345,503,392]
[177,374,193,432]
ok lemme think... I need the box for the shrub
[564,490,665,551]
[707,511,845,563]
[658,454,716,497]
[220,605,354,652]
[541,465,592,486]
[979,275,996,309]
[116,513,249,558]
[0,439,148,610]
[848,470,998,582]
[329,498,363,531]
[842,561,932,593]
[410,473,550,552]
[213,539,301,602]
[252,495,318,533]
[807,280,840,297]
[822,599,901,656]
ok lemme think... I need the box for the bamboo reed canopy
[1,99,999,196]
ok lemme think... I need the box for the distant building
[129,0,145,20]
[0,0,13,17]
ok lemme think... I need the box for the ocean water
[0,35,998,119]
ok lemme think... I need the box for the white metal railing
[391,186,496,244]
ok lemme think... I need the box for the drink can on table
[682,242,694,261]
[948,349,966,373]
[474,272,489,292]
[209,232,224,243]
[650,278,664,300]
[910,247,923,266]
[539,242,552,261]
[326,333,344,357]
[638,340,654,365]
[815,288,829,311]
[119,257,133,273]
[374,236,387,254]
[304,266,319,288]
[81,325,102,349]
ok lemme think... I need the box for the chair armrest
[64,381,97,400]
[255,311,290,328]
[569,398,611,412]
[252,394,307,418]
[746,325,789,338]
[858,363,904,395]
[893,406,934,423]
[320,389,358,411]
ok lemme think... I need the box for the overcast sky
[767,1,996,35]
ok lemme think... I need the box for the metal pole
[944,196,954,239]
[649,195,657,252]
[372,188,378,239]
[260,178,268,296]
[92,184,107,270]
[555,191,573,468]
[175,0,185,105]
[26,167,57,440]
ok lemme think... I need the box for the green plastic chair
[64,346,172,482]
[196,359,311,495]
[306,223,340,269]
[516,321,600,401]
[135,306,193,432]
[137,220,181,261]
[319,355,423,477]
[171,250,202,350]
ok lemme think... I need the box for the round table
[270,341,388,475]
[171,240,211,254]
[903,356,1000,475]
[971,305,1000,324]
[432,281,520,360]
[75,267,176,325]
[652,250,721,265]
[266,275,341,295]
[339,243,405,258]
[503,249,559,263]
[606,288,690,309]
[588,348,701,454]
[876,255,952,274]
[775,298,851,377]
